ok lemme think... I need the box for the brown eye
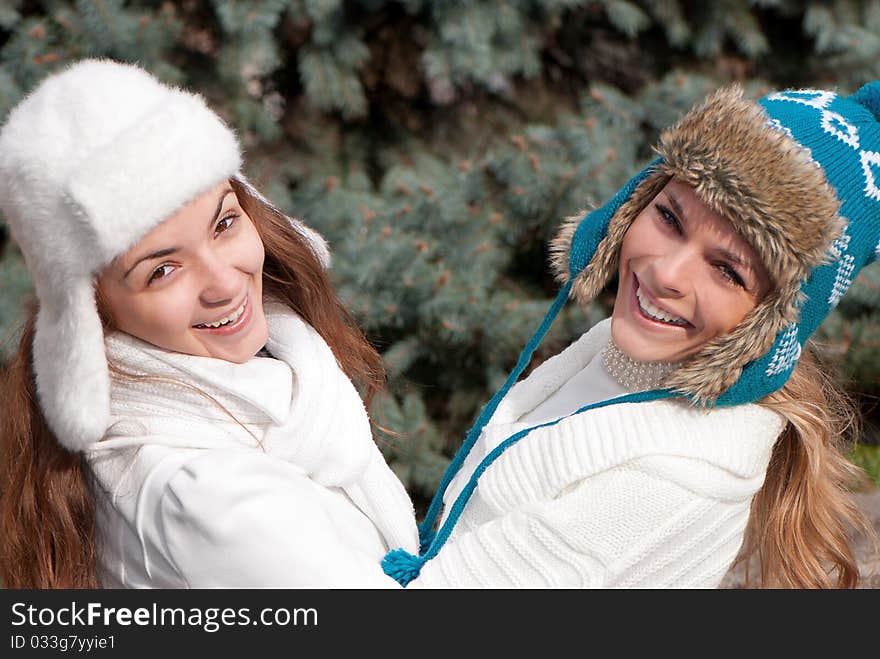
[148,264,174,285]
[215,213,238,236]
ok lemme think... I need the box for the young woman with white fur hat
[0,58,426,587]
[384,84,880,589]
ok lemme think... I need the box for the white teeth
[195,300,245,329]
[636,287,688,326]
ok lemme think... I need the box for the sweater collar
[491,318,613,426]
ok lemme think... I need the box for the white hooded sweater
[87,301,419,588]
[409,318,788,588]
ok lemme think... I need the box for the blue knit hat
[382,83,880,585]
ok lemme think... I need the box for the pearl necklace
[601,339,682,392]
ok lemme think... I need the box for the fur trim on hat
[550,85,846,405]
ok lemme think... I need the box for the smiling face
[611,178,771,364]
[97,180,269,363]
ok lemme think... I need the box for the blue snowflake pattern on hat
[739,84,880,390]
[765,324,803,377]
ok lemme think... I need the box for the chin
[222,342,265,364]
[611,318,683,363]
[240,329,270,362]
[197,318,269,363]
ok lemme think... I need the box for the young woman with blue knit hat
[383,85,880,589]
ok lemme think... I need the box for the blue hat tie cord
[381,385,677,585]
[416,279,574,547]
[381,280,573,584]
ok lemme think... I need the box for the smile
[194,300,246,328]
[634,280,691,327]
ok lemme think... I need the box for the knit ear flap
[33,278,111,451]
[549,165,669,308]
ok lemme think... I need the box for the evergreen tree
[1,0,879,500]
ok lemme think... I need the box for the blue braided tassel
[382,549,425,587]
[418,526,436,555]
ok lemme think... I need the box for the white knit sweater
[411,318,787,588]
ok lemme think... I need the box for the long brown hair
[738,344,879,588]
[0,177,384,588]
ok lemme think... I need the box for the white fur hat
[0,58,328,452]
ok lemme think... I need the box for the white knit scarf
[92,299,419,556]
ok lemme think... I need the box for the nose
[197,254,241,307]
[650,247,694,297]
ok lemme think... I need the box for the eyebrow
[713,246,747,269]
[123,189,234,280]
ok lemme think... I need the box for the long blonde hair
[0,177,384,588]
[738,343,878,588]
